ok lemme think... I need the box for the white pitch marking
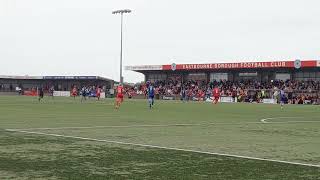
[260,117,304,123]
[5,128,320,168]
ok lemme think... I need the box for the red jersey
[213,88,220,97]
[96,88,101,94]
[198,90,204,98]
[117,86,123,95]
[72,87,77,96]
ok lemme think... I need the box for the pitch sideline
[5,128,320,168]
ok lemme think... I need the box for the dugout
[0,75,114,93]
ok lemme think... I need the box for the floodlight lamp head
[112,9,132,14]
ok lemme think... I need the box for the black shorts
[39,93,44,98]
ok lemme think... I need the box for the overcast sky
[0,0,319,83]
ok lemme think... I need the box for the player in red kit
[212,86,220,104]
[115,84,124,109]
[96,86,101,101]
[71,86,77,100]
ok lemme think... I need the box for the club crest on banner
[294,59,301,69]
[171,63,177,71]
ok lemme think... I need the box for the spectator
[127,79,320,104]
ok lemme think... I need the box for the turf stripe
[11,120,320,131]
[6,128,320,168]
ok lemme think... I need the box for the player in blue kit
[147,82,155,109]
[280,88,286,109]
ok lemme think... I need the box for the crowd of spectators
[126,79,320,104]
[0,84,14,91]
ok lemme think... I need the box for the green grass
[0,96,319,179]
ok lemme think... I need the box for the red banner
[162,60,317,71]
[23,90,37,96]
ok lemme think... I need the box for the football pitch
[0,96,319,179]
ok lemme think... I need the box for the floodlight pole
[112,9,131,84]
[119,13,123,84]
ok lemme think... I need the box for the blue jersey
[280,90,286,103]
[148,86,155,98]
[81,88,86,96]
[181,89,186,97]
